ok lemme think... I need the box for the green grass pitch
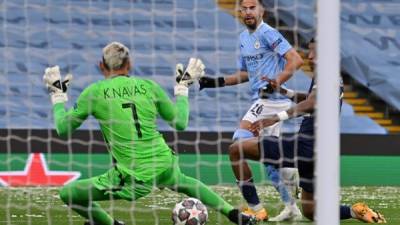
[0,186,399,225]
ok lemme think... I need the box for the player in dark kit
[229,38,386,223]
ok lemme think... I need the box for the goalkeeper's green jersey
[53,75,189,181]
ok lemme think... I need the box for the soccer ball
[172,198,208,225]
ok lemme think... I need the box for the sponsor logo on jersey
[243,53,264,62]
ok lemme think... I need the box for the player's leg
[59,178,117,225]
[158,157,234,215]
[60,167,152,225]
[228,135,267,220]
[157,156,256,225]
[351,203,386,223]
[297,139,354,222]
[260,136,302,221]
[229,135,270,222]
[297,136,353,221]
[297,137,386,223]
[267,166,302,222]
[300,189,314,220]
[258,100,301,214]
[302,190,386,223]
[265,165,298,204]
[300,189,385,222]
[234,100,298,218]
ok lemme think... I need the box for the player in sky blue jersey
[199,0,304,221]
[232,38,386,223]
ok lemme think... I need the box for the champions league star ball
[172,198,208,225]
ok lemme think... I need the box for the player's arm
[262,80,308,103]
[249,89,315,133]
[53,87,92,137]
[224,70,249,85]
[274,48,304,86]
[198,49,249,90]
[43,66,90,137]
[198,70,249,90]
[263,29,303,86]
[154,82,189,131]
[279,86,309,103]
[156,58,205,130]
[285,89,315,116]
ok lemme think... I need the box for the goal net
[0,0,341,224]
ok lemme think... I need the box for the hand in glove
[43,66,73,105]
[174,58,205,96]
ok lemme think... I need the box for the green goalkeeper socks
[162,171,234,216]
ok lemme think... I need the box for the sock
[340,205,352,220]
[266,165,294,205]
[236,178,260,207]
[228,209,242,224]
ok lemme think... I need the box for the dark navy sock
[340,205,352,220]
[237,178,260,206]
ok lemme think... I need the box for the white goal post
[316,0,341,225]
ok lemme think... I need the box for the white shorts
[242,99,292,137]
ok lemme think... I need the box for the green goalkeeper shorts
[92,155,183,201]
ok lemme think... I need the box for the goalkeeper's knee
[59,186,71,204]
[59,184,81,205]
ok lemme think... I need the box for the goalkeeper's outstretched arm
[156,58,205,130]
[43,65,90,137]
[152,58,205,130]
[153,81,189,131]
[53,86,92,137]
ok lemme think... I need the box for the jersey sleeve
[263,29,292,56]
[237,42,247,71]
[152,81,189,131]
[52,84,95,137]
[237,54,247,71]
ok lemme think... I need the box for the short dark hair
[309,37,315,44]
[239,0,265,7]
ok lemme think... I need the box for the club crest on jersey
[254,40,261,49]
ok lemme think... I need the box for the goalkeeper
[43,42,256,225]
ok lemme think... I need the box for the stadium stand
[0,0,389,134]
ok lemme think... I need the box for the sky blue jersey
[238,22,292,101]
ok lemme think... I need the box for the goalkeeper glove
[43,65,73,105]
[198,76,225,90]
[175,58,205,96]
